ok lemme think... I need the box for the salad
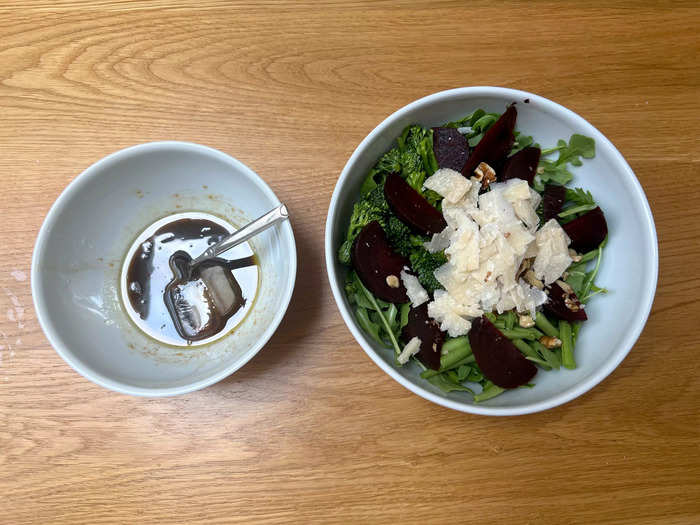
[338,104,608,402]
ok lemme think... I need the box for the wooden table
[1,2,698,523]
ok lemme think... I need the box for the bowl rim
[32,140,297,397]
[324,86,658,416]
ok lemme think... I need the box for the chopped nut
[517,258,532,278]
[474,162,496,188]
[568,248,582,262]
[484,271,492,282]
[537,166,545,174]
[524,269,544,290]
[386,275,400,288]
[432,343,437,352]
[564,296,581,312]
[504,232,511,238]
[518,314,535,328]
[556,279,574,295]
[539,336,562,349]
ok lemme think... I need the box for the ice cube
[165,261,244,342]
[169,278,213,339]
[200,265,241,316]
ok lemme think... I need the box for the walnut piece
[564,296,581,312]
[518,314,535,328]
[524,269,544,290]
[539,336,562,349]
[517,258,532,279]
[474,162,497,188]
[556,279,574,295]
[386,275,400,288]
[568,248,582,262]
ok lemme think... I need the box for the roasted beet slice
[352,221,409,303]
[562,206,608,253]
[468,315,537,389]
[401,303,444,370]
[461,105,517,178]
[384,173,447,235]
[432,127,469,172]
[543,184,567,221]
[544,282,588,322]
[501,146,540,185]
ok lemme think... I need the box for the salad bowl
[325,87,657,415]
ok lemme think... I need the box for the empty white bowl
[32,142,296,396]
[325,87,658,415]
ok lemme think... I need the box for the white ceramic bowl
[32,142,296,396]
[325,87,658,415]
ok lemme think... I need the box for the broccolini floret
[384,216,424,258]
[409,248,447,294]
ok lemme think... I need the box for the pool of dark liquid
[123,215,258,346]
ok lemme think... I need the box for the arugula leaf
[347,272,404,355]
[473,381,505,403]
[510,131,535,155]
[565,269,587,297]
[443,109,500,148]
[566,187,595,206]
[427,372,475,393]
[355,307,382,344]
[558,187,597,220]
[534,134,596,191]
[443,108,486,129]
[541,134,595,164]
[580,236,607,302]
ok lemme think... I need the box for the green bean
[559,320,575,369]
[535,312,559,338]
[441,337,472,370]
[532,340,561,370]
[504,310,516,330]
[500,327,544,340]
[513,339,551,369]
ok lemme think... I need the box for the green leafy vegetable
[474,381,505,403]
[580,236,607,302]
[346,272,404,355]
[558,187,597,221]
[510,131,535,155]
[534,134,596,191]
[427,373,475,393]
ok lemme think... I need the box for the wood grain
[1,2,699,524]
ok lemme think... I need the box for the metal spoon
[190,203,289,267]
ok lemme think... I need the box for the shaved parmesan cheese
[397,337,421,364]
[423,173,571,334]
[502,178,531,201]
[427,290,472,337]
[424,227,452,253]
[400,270,429,307]
[424,168,471,203]
[533,219,573,285]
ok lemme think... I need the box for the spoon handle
[191,204,288,265]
